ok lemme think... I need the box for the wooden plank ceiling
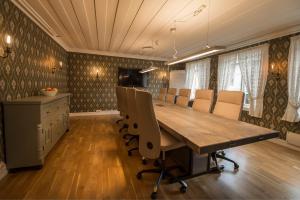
[11,0,300,60]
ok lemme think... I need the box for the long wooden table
[153,101,279,178]
[154,101,279,154]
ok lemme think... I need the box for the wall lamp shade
[59,61,63,69]
[167,46,225,65]
[5,35,12,46]
[1,34,13,58]
[139,67,158,73]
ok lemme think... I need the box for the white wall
[169,70,186,94]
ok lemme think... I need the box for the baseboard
[0,162,8,180]
[70,110,119,117]
[269,138,300,152]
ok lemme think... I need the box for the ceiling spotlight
[142,46,154,50]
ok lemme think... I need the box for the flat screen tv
[118,68,148,87]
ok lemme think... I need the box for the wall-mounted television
[118,68,148,87]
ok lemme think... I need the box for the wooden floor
[1,115,300,199]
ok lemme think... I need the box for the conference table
[153,100,280,179]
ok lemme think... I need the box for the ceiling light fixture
[139,44,158,73]
[167,0,226,66]
[139,66,158,73]
[167,46,225,65]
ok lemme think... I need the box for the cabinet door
[37,124,45,159]
[43,125,51,156]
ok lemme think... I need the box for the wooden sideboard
[3,93,71,170]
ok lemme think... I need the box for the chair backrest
[192,89,214,113]
[158,88,167,102]
[213,91,244,120]
[120,87,129,119]
[126,88,139,135]
[176,89,191,107]
[136,90,161,159]
[166,88,177,104]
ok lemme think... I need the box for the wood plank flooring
[0,115,300,199]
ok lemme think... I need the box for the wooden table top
[154,101,279,154]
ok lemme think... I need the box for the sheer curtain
[185,58,211,99]
[238,44,269,118]
[282,35,300,122]
[218,53,237,91]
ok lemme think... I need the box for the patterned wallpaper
[0,0,69,162]
[0,0,299,165]
[207,33,300,138]
[68,53,169,112]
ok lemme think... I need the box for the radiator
[286,132,300,148]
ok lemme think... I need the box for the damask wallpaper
[0,0,69,162]
[207,33,300,139]
[68,53,169,112]
[0,0,299,165]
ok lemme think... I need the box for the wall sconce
[96,69,99,79]
[271,63,280,80]
[52,60,63,73]
[0,34,12,58]
[59,61,63,70]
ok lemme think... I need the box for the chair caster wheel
[180,186,187,193]
[142,159,147,165]
[220,151,226,156]
[234,164,239,169]
[151,192,157,199]
[128,151,132,156]
[136,173,142,180]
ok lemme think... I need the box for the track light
[167,46,225,65]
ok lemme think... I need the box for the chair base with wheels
[125,135,138,146]
[215,152,239,170]
[119,124,128,133]
[210,152,239,171]
[136,159,187,199]
[128,147,138,156]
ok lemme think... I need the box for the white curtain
[218,53,237,91]
[185,58,211,99]
[282,35,300,122]
[238,44,269,118]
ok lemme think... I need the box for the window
[218,55,249,108]
[185,59,210,99]
[218,44,269,117]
